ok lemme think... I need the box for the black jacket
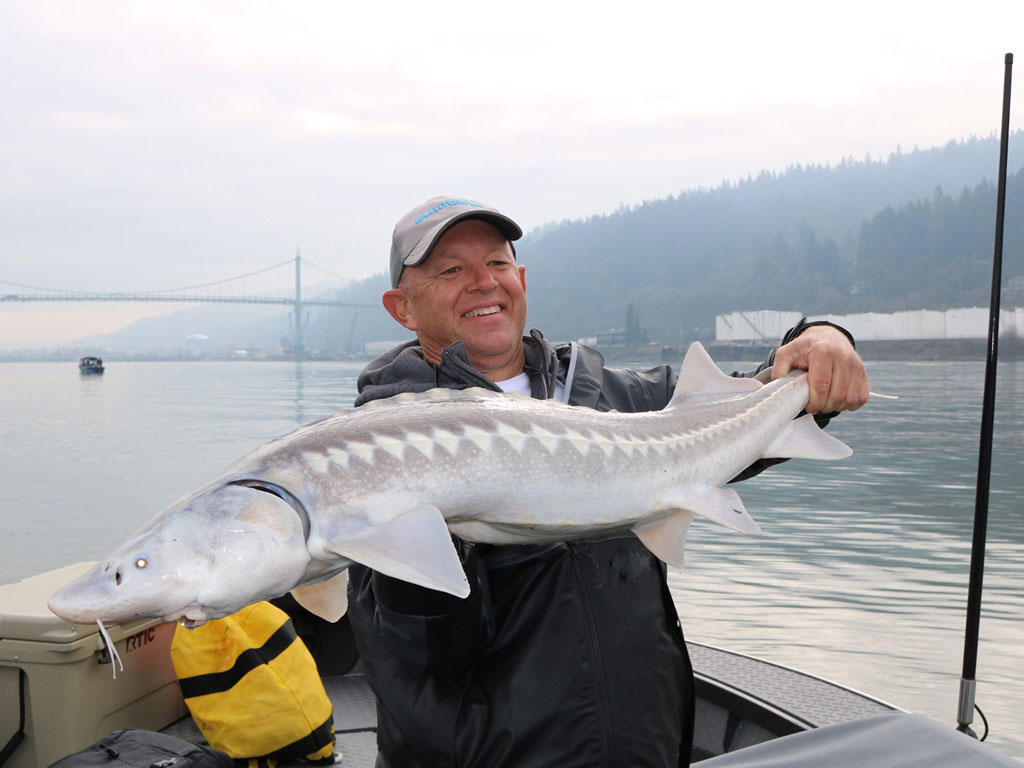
[347,322,848,768]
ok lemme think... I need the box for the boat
[167,636,1024,768]
[4,50,1016,768]
[77,357,104,375]
[0,562,1019,768]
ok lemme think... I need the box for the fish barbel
[48,342,851,628]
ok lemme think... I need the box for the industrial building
[716,308,1024,343]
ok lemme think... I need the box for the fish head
[48,482,312,627]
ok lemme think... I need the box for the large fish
[48,342,851,628]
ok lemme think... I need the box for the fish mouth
[164,604,211,628]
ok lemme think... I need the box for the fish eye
[135,557,148,569]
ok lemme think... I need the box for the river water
[1,356,1022,758]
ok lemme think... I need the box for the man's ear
[382,288,417,331]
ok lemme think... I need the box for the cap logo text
[414,200,483,224]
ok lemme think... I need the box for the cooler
[0,563,187,768]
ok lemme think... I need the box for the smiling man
[345,196,869,768]
[382,204,528,382]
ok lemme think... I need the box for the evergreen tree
[626,302,642,346]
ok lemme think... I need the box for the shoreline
[3,338,1023,364]
[609,337,1024,364]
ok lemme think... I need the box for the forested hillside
[314,133,1024,349]
[522,135,1024,342]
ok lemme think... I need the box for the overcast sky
[1,0,1021,348]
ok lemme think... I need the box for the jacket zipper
[570,542,614,768]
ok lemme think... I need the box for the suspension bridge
[0,254,377,357]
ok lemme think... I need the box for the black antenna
[956,51,1013,738]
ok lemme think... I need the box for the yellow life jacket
[171,601,336,766]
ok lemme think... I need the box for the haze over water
[1,356,1021,759]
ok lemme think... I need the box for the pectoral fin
[763,413,852,460]
[291,571,349,622]
[323,504,469,598]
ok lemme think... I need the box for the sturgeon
[48,342,851,628]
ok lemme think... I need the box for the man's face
[383,218,527,379]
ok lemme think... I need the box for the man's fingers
[848,371,871,412]
[772,355,794,379]
[822,357,849,414]
[805,362,834,414]
[814,356,870,413]
[770,325,869,414]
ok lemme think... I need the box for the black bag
[47,729,233,768]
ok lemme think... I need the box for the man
[347,196,869,768]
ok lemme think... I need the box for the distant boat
[78,356,104,375]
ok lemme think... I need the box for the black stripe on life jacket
[267,713,335,762]
[178,620,298,699]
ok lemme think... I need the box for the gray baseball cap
[390,196,523,288]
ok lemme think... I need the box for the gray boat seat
[698,711,1021,768]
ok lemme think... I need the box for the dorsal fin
[670,342,763,405]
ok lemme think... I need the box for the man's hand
[772,325,870,414]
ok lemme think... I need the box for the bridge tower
[293,250,304,358]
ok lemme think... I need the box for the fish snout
[47,553,157,624]
[100,552,152,588]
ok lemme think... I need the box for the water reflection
[294,360,307,424]
[1,357,1021,757]
[668,358,1024,758]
